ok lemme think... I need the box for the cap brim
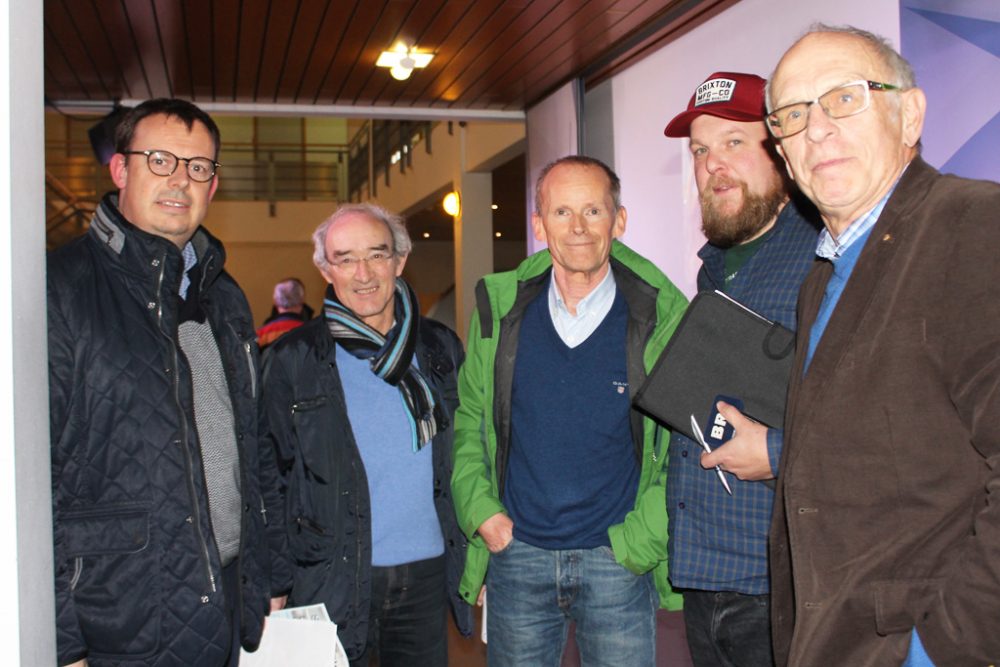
[664,107,765,138]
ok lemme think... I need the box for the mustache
[156,190,192,204]
[704,175,740,192]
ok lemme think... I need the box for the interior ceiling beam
[47,99,526,123]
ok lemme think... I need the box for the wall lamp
[442,191,461,217]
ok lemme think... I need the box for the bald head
[767,28,925,233]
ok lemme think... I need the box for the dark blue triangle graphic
[941,109,1000,182]
[909,8,1000,58]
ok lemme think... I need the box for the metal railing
[347,120,435,201]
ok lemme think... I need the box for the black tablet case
[633,290,796,440]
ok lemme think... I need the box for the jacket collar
[88,191,226,289]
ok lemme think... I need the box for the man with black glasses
[48,98,291,667]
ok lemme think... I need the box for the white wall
[611,0,901,296]
[1,0,56,663]
[525,82,579,254]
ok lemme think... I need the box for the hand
[700,401,774,481]
[477,585,486,606]
[477,512,514,553]
[270,595,288,612]
[63,661,88,667]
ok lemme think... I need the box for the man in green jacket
[451,155,687,666]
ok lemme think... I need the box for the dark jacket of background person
[261,315,474,658]
[48,194,292,666]
[770,158,1000,666]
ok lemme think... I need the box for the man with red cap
[662,72,820,666]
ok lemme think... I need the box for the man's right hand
[64,660,88,667]
[477,512,514,553]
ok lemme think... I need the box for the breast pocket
[62,503,159,659]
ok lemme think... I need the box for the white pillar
[0,0,56,664]
[452,125,493,338]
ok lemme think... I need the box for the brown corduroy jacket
[770,157,1000,667]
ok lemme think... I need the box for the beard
[700,178,787,248]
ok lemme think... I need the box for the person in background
[452,155,688,666]
[662,71,819,667]
[261,203,472,666]
[48,98,290,667]
[256,277,308,348]
[766,24,1000,666]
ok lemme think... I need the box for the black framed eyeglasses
[122,149,220,183]
[766,80,902,139]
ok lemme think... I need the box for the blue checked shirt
[667,199,820,594]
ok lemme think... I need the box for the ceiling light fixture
[376,43,433,81]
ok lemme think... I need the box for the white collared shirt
[547,267,617,348]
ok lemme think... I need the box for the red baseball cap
[663,72,767,137]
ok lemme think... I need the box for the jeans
[486,537,657,667]
[682,590,773,667]
[350,554,447,667]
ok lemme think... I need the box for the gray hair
[534,155,622,216]
[272,278,305,310]
[766,24,917,111]
[312,202,413,273]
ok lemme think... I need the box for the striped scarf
[323,278,444,451]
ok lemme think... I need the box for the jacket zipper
[157,250,217,596]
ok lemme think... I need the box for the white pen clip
[691,414,733,495]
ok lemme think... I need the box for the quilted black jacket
[261,316,474,659]
[48,194,292,666]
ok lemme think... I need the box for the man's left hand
[700,401,774,481]
[270,595,288,612]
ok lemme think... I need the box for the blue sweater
[504,287,638,550]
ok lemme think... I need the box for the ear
[319,266,336,285]
[531,212,546,243]
[110,153,128,189]
[900,87,926,149]
[775,142,796,182]
[394,252,408,277]
[612,205,627,239]
[207,175,219,201]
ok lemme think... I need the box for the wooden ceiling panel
[44,0,718,114]
[232,0,272,101]
[455,1,627,109]
[210,0,243,101]
[310,0,388,103]
[282,1,357,103]
[264,0,328,103]
[179,0,215,101]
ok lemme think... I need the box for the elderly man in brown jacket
[765,24,1000,667]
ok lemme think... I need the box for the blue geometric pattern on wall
[943,110,1000,181]
[901,1,1000,182]
[909,9,1000,57]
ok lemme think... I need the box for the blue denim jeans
[486,537,657,667]
[681,590,773,667]
[350,555,447,667]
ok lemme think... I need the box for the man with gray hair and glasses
[766,24,1000,666]
[261,203,472,666]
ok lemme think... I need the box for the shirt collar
[548,264,616,318]
[815,167,908,260]
[179,241,198,299]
